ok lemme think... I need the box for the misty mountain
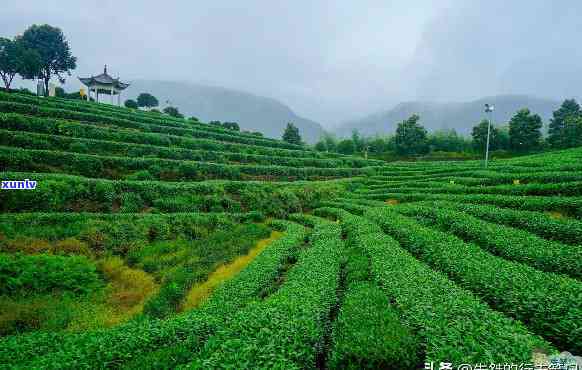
[124,80,324,143]
[335,95,561,137]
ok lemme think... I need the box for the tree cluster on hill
[136,93,159,110]
[547,99,582,149]
[0,24,76,95]
[315,98,582,160]
[282,123,302,145]
[162,106,183,119]
[209,121,241,131]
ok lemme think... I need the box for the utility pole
[484,103,494,168]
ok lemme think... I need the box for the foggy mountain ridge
[124,80,325,143]
[4,1,582,126]
[335,95,562,137]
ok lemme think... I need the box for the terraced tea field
[0,91,580,368]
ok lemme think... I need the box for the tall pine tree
[548,99,581,148]
[561,116,582,149]
[282,123,302,145]
[508,108,543,153]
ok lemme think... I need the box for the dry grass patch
[93,257,159,326]
[545,211,567,220]
[385,199,399,206]
[181,230,283,311]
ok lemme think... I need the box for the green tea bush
[189,219,343,368]
[119,192,144,213]
[368,207,582,353]
[397,203,582,279]
[0,146,370,181]
[315,207,554,364]
[439,202,582,245]
[0,112,349,160]
[0,100,305,150]
[329,282,420,369]
[0,253,101,295]
[358,192,582,218]
[328,244,420,369]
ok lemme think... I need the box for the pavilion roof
[78,65,130,90]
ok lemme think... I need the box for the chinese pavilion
[78,65,130,105]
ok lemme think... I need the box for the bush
[370,206,582,353]
[119,193,144,213]
[68,141,89,153]
[329,282,420,369]
[0,253,101,295]
[126,170,154,181]
[315,207,553,364]
[52,238,92,257]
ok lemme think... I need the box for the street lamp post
[484,103,494,168]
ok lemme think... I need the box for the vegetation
[136,92,159,110]
[1,27,582,365]
[124,99,138,109]
[394,114,429,156]
[17,24,77,95]
[162,106,183,118]
[282,122,302,145]
[0,37,40,91]
[315,99,582,161]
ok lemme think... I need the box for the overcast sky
[3,1,582,127]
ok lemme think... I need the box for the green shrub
[68,141,89,153]
[0,253,101,295]
[119,193,145,213]
[329,282,420,369]
[369,206,582,353]
[397,203,582,279]
[315,207,553,364]
[126,170,154,181]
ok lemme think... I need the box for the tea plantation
[0,91,581,368]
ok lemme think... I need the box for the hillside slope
[124,80,325,143]
[336,95,560,137]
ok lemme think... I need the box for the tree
[560,116,582,149]
[323,133,337,152]
[508,108,543,153]
[351,129,363,153]
[282,123,302,145]
[548,99,581,149]
[189,116,199,122]
[394,114,429,155]
[163,106,184,118]
[18,24,76,96]
[0,38,20,91]
[472,119,500,153]
[0,37,40,91]
[137,93,159,110]
[124,99,138,109]
[368,136,390,154]
[223,121,240,131]
[314,140,327,152]
[428,129,471,152]
[337,139,355,155]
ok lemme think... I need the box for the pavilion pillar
[111,87,114,104]
[118,91,121,106]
